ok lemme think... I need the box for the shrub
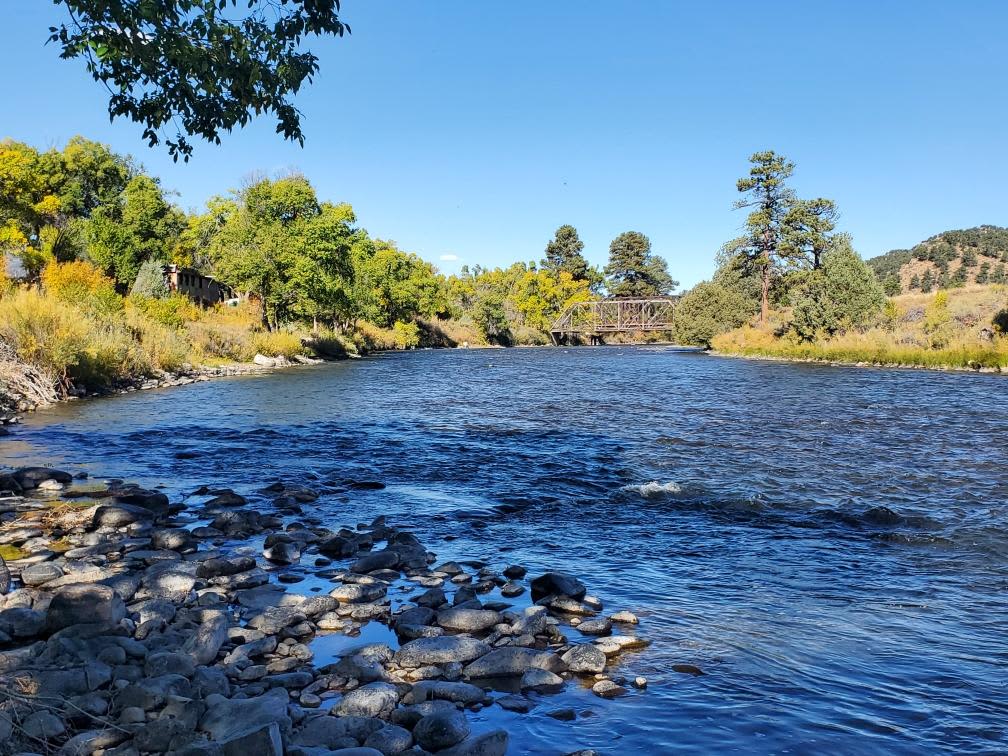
[41,261,122,316]
[130,294,201,328]
[0,288,88,383]
[249,330,307,359]
[391,321,421,349]
[674,280,754,347]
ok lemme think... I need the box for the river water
[2,347,1007,754]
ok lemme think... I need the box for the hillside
[867,225,1008,294]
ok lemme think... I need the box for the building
[164,264,235,306]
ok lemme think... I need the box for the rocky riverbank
[0,354,326,418]
[0,466,648,755]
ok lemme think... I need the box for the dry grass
[713,287,1008,370]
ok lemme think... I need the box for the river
[2,346,1007,754]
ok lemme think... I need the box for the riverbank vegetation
[671,152,1008,370]
[0,137,678,402]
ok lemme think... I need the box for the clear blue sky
[2,1,1007,287]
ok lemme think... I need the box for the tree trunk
[761,264,770,326]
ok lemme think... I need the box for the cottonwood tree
[49,1,350,161]
[723,151,801,325]
[604,231,678,297]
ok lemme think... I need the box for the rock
[135,717,197,752]
[394,636,491,668]
[437,730,509,756]
[575,618,611,636]
[497,694,534,713]
[500,582,525,598]
[351,550,401,573]
[118,674,192,710]
[546,708,576,721]
[412,710,470,751]
[113,488,170,516]
[146,650,197,678]
[220,721,283,756]
[594,634,649,656]
[633,676,648,689]
[199,688,291,743]
[510,606,548,636]
[502,565,526,579]
[47,583,126,632]
[363,724,413,755]
[561,644,607,674]
[520,668,564,693]
[293,714,384,749]
[23,710,66,739]
[436,608,502,633]
[247,605,306,634]
[318,535,358,558]
[591,679,627,698]
[331,583,387,604]
[672,663,704,676]
[395,606,436,627]
[197,556,257,579]
[205,491,247,508]
[151,528,198,553]
[336,682,400,718]
[141,568,196,604]
[21,562,63,586]
[609,610,639,625]
[403,681,486,706]
[463,646,565,679]
[13,466,73,490]
[93,502,156,528]
[530,572,586,601]
[415,587,446,608]
[0,606,45,638]
[264,535,302,565]
[182,610,229,665]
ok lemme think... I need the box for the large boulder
[529,572,586,601]
[92,503,155,528]
[13,466,73,490]
[46,584,125,633]
[438,730,509,756]
[412,710,470,751]
[462,647,565,678]
[198,688,291,744]
[560,644,607,674]
[436,608,503,633]
[335,682,400,718]
[393,636,490,668]
[112,488,170,516]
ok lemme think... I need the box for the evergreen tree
[791,236,885,341]
[542,225,590,281]
[920,269,935,293]
[673,280,755,347]
[722,151,801,324]
[130,257,169,298]
[783,197,838,269]
[604,231,677,297]
[909,273,920,290]
[976,261,990,284]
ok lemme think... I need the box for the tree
[783,197,838,269]
[722,151,801,325]
[542,225,593,282]
[50,1,350,161]
[130,257,169,299]
[472,292,510,345]
[87,175,185,288]
[920,269,934,293]
[977,261,991,284]
[909,273,920,290]
[790,236,886,341]
[604,231,677,297]
[673,281,755,347]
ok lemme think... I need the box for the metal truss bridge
[549,297,678,344]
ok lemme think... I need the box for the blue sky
[2,1,1007,287]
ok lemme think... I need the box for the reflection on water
[2,347,1008,753]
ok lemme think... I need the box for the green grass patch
[0,545,28,561]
